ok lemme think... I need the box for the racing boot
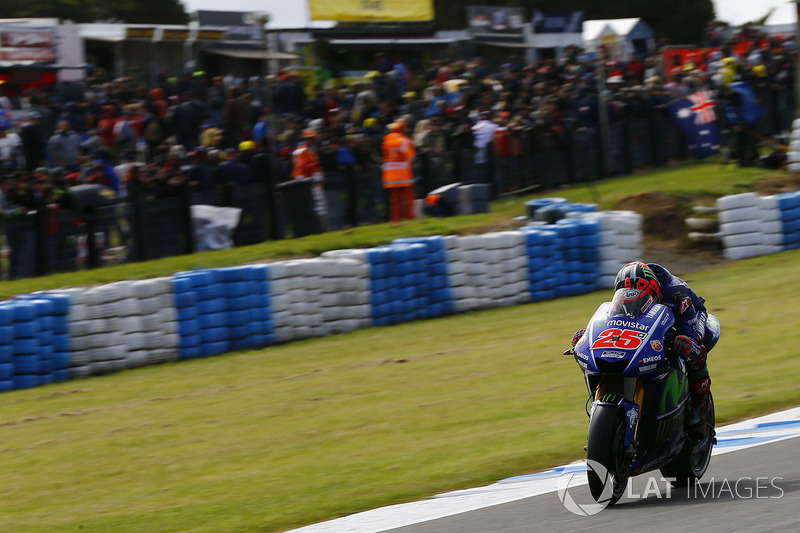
[674,335,710,437]
[686,376,711,438]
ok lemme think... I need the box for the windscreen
[608,288,655,319]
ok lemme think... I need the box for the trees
[433,0,715,45]
[0,0,188,25]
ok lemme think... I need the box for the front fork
[591,377,646,466]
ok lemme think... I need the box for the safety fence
[0,201,646,393]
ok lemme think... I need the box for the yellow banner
[309,0,433,22]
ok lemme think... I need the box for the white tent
[582,18,655,59]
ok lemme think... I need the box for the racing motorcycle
[568,288,721,505]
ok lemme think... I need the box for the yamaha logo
[557,460,614,516]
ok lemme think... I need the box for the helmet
[614,261,661,302]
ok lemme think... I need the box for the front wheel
[586,405,629,505]
[660,393,715,487]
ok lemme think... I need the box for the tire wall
[717,191,798,260]
[2,205,644,392]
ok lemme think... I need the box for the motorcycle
[568,287,721,505]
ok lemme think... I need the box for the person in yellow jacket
[292,129,328,229]
[382,121,416,222]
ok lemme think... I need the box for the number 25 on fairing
[591,328,646,350]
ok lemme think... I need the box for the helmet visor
[608,288,655,319]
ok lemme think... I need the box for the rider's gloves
[571,328,586,348]
[673,334,706,363]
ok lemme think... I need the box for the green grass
[0,159,796,531]
[0,250,798,532]
[0,158,786,299]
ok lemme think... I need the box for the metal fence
[0,108,694,280]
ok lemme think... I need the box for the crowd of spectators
[0,22,795,276]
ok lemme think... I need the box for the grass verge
[0,249,797,532]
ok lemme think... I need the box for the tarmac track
[289,407,800,533]
[387,437,800,533]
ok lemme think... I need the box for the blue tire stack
[519,227,559,302]
[251,264,276,347]
[177,269,229,358]
[12,299,41,390]
[367,247,399,326]
[0,305,14,392]
[777,192,800,250]
[221,266,257,351]
[393,237,454,318]
[172,275,202,360]
[573,218,601,294]
[47,294,72,382]
[393,243,429,322]
[553,219,586,297]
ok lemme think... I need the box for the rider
[571,261,712,435]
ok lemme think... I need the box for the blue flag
[669,90,720,159]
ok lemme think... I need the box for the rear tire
[661,394,715,487]
[586,406,628,505]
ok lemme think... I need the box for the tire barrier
[717,192,783,260]
[775,191,800,251]
[0,206,645,394]
[789,121,800,173]
[3,294,71,390]
[444,232,531,313]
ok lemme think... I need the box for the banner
[532,11,583,34]
[467,6,525,35]
[0,27,55,64]
[309,0,434,22]
[669,90,720,159]
[197,11,261,41]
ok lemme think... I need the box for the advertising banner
[0,27,56,64]
[532,11,583,34]
[309,0,434,22]
[467,6,525,35]
[197,11,261,41]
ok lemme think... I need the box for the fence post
[34,207,48,276]
[180,187,195,255]
[131,198,149,261]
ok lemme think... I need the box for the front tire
[660,394,715,487]
[586,405,628,505]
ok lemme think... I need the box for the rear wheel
[661,394,715,487]
[586,406,628,505]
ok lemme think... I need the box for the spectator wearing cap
[382,121,416,222]
[292,128,329,228]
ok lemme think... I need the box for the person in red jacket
[382,121,416,222]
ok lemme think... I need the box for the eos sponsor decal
[601,351,626,359]
[650,340,663,351]
[639,355,661,364]
[605,319,649,332]
[574,350,589,361]
[639,363,657,373]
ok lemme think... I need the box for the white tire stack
[585,211,643,289]
[717,193,779,260]
[788,120,800,173]
[130,278,180,365]
[269,259,325,342]
[317,258,370,334]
